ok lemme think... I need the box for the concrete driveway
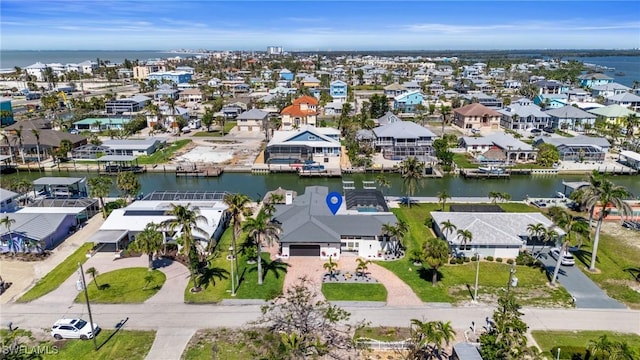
[537,250,626,309]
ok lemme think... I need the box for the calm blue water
[0,50,198,69]
[568,56,640,87]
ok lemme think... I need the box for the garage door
[289,245,321,256]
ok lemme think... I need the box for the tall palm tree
[116,171,141,204]
[437,190,450,211]
[162,203,209,291]
[323,256,338,280]
[85,267,100,290]
[242,208,281,285]
[582,177,631,271]
[551,211,589,285]
[31,129,41,167]
[423,238,450,285]
[409,319,456,358]
[399,156,424,208]
[440,220,457,241]
[375,174,391,197]
[440,105,452,138]
[223,193,252,286]
[1,133,13,164]
[526,223,546,256]
[88,176,112,218]
[456,229,473,254]
[1,216,17,254]
[355,258,371,279]
[13,126,25,164]
[130,222,164,270]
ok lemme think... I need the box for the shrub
[550,346,587,360]
[463,257,471,263]
[506,259,514,265]
[449,259,457,265]
[456,258,464,264]
[485,256,494,261]
[495,257,503,263]
[470,256,478,262]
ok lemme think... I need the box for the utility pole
[78,262,98,350]
[473,252,480,303]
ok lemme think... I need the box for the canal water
[6,170,639,200]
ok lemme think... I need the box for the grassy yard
[135,139,191,164]
[499,202,540,212]
[571,231,640,309]
[43,330,156,360]
[453,153,479,169]
[379,204,572,305]
[532,330,640,360]
[192,121,236,137]
[75,268,166,303]
[354,327,412,342]
[182,328,270,360]
[18,243,94,303]
[184,229,286,303]
[322,283,387,301]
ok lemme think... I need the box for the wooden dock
[299,169,342,177]
[460,169,510,179]
[175,166,223,177]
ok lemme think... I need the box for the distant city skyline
[2,1,639,51]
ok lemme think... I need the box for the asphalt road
[537,250,626,309]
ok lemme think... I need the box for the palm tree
[582,177,632,271]
[0,216,17,254]
[588,334,612,359]
[130,223,164,270]
[85,267,100,290]
[116,171,141,204]
[423,238,450,285]
[323,256,338,280]
[375,174,391,197]
[355,258,371,278]
[527,223,546,256]
[440,220,457,240]
[440,105,452,138]
[31,129,41,167]
[224,193,252,286]
[399,156,424,208]
[488,191,500,204]
[437,190,450,211]
[88,176,112,218]
[1,133,13,165]
[13,126,25,164]
[551,211,589,286]
[242,208,282,285]
[409,319,456,358]
[456,229,473,254]
[162,203,209,291]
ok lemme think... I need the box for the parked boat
[478,166,506,174]
[615,72,625,76]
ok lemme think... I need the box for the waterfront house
[605,92,640,112]
[498,98,551,130]
[1,121,87,161]
[533,136,610,162]
[237,108,268,132]
[33,177,89,198]
[588,104,639,127]
[578,73,614,88]
[590,82,631,99]
[105,95,151,115]
[265,126,341,166]
[100,138,165,157]
[0,213,77,253]
[431,211,564,259]
[452,103,502,132]
[459,132,537,164]
[0,188,19,213]
[280,95,318,130]
[372,120,436,161]
[91,191,229,253]
[273,186,397,259]
[545,105,597,131]
[24,62,47,81]
[533,94,568,109]
[329,80,348,102]
[393,91,424,113]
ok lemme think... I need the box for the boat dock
[175,165,223,177]
[298,169,342,177]
[460,169,510,179]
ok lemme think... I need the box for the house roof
[33,177,84,186]
[281,104,317,117]
[0,188,19,202]
[0,213,72,240]
[373,120,436,139]
[545,105,596,119]
[534,135,610,148]
[606,92,640,102]
[268,126,340,148]
[578,73,613,80]
[463,132,533,151]
[431,212,565,246]
[498,103,549,119]
[384,83,405,91]
[375,111,401,126]
[292,95,318,106]
[588,104,639,118]
[273,186,396,244]
[454,103,502,117]
[237,108,269,120]
[394,90,422,102]
[590,82,631,91]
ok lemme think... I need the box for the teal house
[73,118,130,132]
[578,73,613,88]
[0,97,15,126]
[393,90,423,113]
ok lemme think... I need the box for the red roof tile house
[280,95,318,130]
[453,103,502,133]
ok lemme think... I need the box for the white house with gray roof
[533,135,610,162]
[431,212,564,258]
[373,120,436,161]
[0,188,20,213]
[265,126,341,167]
[498,99,551,130]
[273,186,397,259]
[237,108,268,132]
[459,132,537,163]
[545,105,597,131]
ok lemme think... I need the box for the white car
[550,248,575,266]
[51,318,100,340]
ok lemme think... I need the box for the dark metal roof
[449,204,504,213]
[142,191,229,201]
[345,190,389,212]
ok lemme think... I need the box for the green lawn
[379,205,572,305]
[184,229,286,303]
[18,243,94,303]
[532,330,640,360]
[43,330,156,360]
[453,153,479,169]
[572,231,640,309]
[75,268,166,303]
[192,121,236,137]
[499,202,540,212]
[354,327,412,342]
[322,283,387,301]
[135,139,191,164]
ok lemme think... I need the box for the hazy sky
[2,0,639,50]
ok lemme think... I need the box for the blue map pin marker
[326,192,342,215]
